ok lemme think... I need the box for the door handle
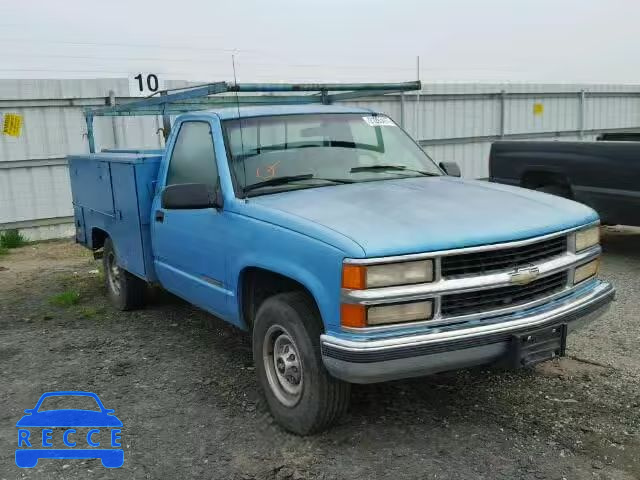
[155,210,164,223]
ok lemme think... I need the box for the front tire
[103,237,146,311]
[253,292,350,435]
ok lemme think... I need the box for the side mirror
[24,409,34,414]
[161,183,221,210]
[439,161,461,177]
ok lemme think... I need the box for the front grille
[441,271,567,317]
[441,235,567,278]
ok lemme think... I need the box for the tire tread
[103,237,146,311]
[254,291,350,435]
[282,292,350,434]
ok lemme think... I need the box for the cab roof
[195,104,376,121]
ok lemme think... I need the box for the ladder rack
[84,80,421,152]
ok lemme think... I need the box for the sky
[1,0,639,85]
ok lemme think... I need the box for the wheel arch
[521,169,574,196]
[238,266,324,332]
[90,227,110,250]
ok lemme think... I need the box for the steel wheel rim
[106,251,122,295]
[263,324,303,407]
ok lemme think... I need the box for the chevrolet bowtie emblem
[509,266,540,285]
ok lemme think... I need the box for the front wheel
[103,237,146,311]
[253,292,351,435]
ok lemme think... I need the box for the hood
[16,410,123,427]
[248,176,598,257]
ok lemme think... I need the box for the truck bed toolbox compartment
[68,152,162,281]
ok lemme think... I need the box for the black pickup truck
[489,141,640,227]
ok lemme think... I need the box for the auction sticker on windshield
[362,115,396,127]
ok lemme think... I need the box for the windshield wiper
[243,174,354,194]
[350,165,439,176]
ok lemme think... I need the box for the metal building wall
[345,83,640,179]
[1,79,640,240]
[0,79,181,240]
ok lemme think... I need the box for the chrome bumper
[321,281,615,384]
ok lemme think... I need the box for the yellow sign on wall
[2,113,24,137]
[533,103,544,116]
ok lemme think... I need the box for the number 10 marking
[134,74,159,93]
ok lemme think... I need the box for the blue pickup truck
[69,103,614,434]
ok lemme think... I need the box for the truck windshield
[223,113,442,196]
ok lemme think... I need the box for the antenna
[415,55,420,139]
[232,54,248,197]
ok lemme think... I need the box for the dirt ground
[1,228,639,480]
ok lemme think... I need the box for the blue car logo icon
[15,391,123,468]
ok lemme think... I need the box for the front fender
[226,212,347,334]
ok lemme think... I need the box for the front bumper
[321,281,615,383]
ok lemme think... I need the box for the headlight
[574,226,600,252]
[341,300,434,328]
[368,301,434,326]
[342,260,434,289]
[574,259,599,284]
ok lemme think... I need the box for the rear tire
[253,291,350,435]
[103,237,146,311]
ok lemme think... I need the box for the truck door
[151,120,232,320]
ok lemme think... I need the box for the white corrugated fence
[1,79,640,240]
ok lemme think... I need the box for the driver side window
[167,122,218,189]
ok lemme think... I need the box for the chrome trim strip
[200,274,223,287]
[341,280,585,333]
[433,257,443,282]
[342,246,600,305]
[568,231,578,254]
[323,282,613,352]
[343,221,599,265]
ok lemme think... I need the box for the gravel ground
[0,228,638,480]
